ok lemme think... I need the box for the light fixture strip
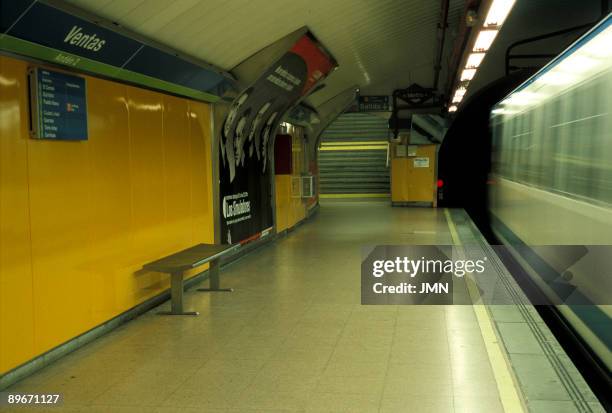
[449,0,516,112]
[484,0,516,28]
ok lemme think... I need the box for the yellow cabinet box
[391,144,437,206]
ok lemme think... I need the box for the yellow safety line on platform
[321,141,388,146]
[320,145,388,151]
[320,193,390,198]
[444,209,526,413]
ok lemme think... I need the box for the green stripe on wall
[0,35,220,103]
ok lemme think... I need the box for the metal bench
[142,243,239,316]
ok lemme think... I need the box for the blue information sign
[34,68,88,140]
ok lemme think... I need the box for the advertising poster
[219,33,336,244]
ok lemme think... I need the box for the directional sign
[31,68,88,140]
[358,95,389,112]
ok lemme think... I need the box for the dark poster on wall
[220,33,336,244]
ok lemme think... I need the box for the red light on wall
[437,179,444,188]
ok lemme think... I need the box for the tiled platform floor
[6,201,509,412]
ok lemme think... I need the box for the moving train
[438,11,611,396]
[489,13,612,376]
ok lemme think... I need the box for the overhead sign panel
[123,46,225,93]
[30,68,88,141]
[0,1,230,101]
[0,0,35,32]
[7,2,141,67]
[358,95,390,112]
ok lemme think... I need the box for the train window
[545,71,611,205]
[586,73,612,204]
[497,114,514,179]
[516,111,533,185]
[507,114,519,181]
[539,97,556,189]
[490,116,503,177]
[551,96,568,194]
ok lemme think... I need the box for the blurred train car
[437,69,534,238]
[489,13,612,379]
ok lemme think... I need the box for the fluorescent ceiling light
[473,30,498,52]
[466,53,485,68]
[449,1,516,111]
[484,0,516,27]
[455,87,467,97]
[461,68,477,81]
[451,87,466,105]
[448,105,457,112]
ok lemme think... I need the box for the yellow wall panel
[275,175,290,233]
[274,129,309,233]
[290,132,306,228]
[85,78,132,324]
[294,198,306,224]
[188,102,214,245]
[163,95,192,251]
[125,86,168,303]
[28,107,94,354]
[391,157,409,202]
[0,56,214,373]
[127,86,165,260]
[0,57,35,372]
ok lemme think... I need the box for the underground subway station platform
[0,0,611,412]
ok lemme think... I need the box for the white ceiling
[62,0,465,107]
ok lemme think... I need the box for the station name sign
[0,1,228,100]
[30,68,88,141]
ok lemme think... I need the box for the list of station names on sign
[35,68,88,140]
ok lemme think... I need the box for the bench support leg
[197,260,233,292]
[158,272,199,316]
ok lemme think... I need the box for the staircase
[318,113,390,196]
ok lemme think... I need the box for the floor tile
[306,392,380,413]
[509,353,572,401]
[380,395,453,413]
[4,203,523,413]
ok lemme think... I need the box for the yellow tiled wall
[275,175,291,233]
[289,132,306,227]
[274,128,307,232]
[0,56,214,373]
